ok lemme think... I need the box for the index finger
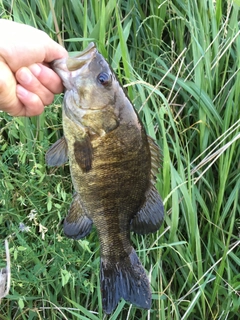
[0,20,68,72]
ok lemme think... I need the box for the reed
[0,0,239,319]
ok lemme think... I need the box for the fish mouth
[52,42,97,90]
[66,42,97,71]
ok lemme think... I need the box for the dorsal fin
[147,135,162,182]
[130,183,164,234]
[131,136,164,234]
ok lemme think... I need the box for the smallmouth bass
[46,43,164,314]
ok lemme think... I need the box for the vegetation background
[0,0,239,319]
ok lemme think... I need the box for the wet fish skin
[46,43,164,314]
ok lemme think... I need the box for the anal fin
[64,192,93,240]
[131,184,164,234]
[45,136,68,167]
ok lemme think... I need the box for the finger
[0,60,22,116]
[16,85,45,117]
[28,63,64,94]
[0,62,47,117]
[16,67,55,106]
[0,20,68,71]
[43,38,68,62]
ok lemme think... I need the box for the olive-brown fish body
[46,43,164,314]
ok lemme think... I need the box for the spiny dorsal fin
[45,136,68,167]
[64,192,93,239]
[147,135,162,183]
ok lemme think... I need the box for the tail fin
[100,248,151,314]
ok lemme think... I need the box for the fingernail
[16,85,28,98]
[17,68,32,84]
[29,63,42,77]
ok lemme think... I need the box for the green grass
[0,0,240,319]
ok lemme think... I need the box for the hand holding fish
[0,19,67,116]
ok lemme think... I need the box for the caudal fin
[100,248,151,314]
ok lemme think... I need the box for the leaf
[18,298,24,309]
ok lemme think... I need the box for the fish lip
[51,42,97,90]
[51,43,98,121]
[66,42,97,71]
[51,45,97,72]
[72,42,96,59]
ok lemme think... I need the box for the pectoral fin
[45,136,68,167]
[74,135,93,173]
[131,184,164,234]
[64,192,93,240]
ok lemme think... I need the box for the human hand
[0,19,68,117]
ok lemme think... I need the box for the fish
[46,42,164,314]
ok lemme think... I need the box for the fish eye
[97,72,111,86]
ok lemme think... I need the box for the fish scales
[46,42,164,314]
[65,108,150,258]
